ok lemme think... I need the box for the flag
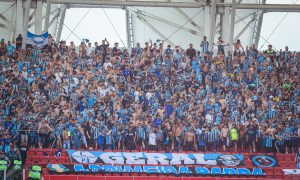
[26,31,48,49]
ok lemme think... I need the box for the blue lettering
[223,168,237,175]
[74,164,89,172]
[252,168,266,176]
[237,168,251,175]
[103,165,117,172]
[211,167,223,175]
[178,166,192,174]
[195,167,210,175]
[88,164,103,172]
[122,165,144,173]
[115,165,124,172]
[144,166,158,174]
[163,166,177,174]
[157,166,165,173]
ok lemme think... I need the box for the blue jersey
[284,128,292,140]
[276,132,284,146]
[264,135,273,148]
[106,134,112,145]
[211,129,221,141]
[98,132,105,145]
[137,127,145,139]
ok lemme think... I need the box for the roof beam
[51,0,206,8]
[2,0,300,11]
[49,1,300,11]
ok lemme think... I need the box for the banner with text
[66,150,244,166]
[47,164,265,176]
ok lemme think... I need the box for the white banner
[283,169,300,175]
[66,150,244,166]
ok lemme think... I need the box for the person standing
[200,36,209,54]
[186,44,196,60]
[213,37,228,55]
[246,124,258,153]
[15,34,23,50]
[99,38,110,63]
[230,124,239,152]
[183,129,196,151]
[37,119,52,149]
[148,127,157,150]
[221,125,229,152]
[211,125,221,152]
[62,127,71,149]
[126,123,136,150]
[7,41,15,57]
[72,126,81,149]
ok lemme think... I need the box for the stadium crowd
[0,34,299,158]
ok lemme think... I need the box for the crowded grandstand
[0,31,300,179]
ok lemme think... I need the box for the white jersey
[149,132,157,145]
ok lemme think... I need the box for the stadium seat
[263,168,274,177]
[273,167,283,178]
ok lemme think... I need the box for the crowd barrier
[42,175,286,180]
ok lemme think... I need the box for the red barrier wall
[43,175,283,180]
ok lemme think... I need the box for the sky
[59,0,300,51]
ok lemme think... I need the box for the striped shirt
[204,131,211,143]
[276,132,284,146]
[201,41,209,53]
[211,129,221,141]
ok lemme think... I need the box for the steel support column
[44,0,52,33]
[125,6,131,48]
[10,2,16,41]
[254,0,266,47]
[228,0,236,53]
[209,0,217,52]
[203,5,210,40]
[56,7,66,42]
[22,0,32,49]
[35,0,43,34]
[222,7,230,44]
[15,0,23,36]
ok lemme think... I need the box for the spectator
[230,124,238,152]
[200,36,209,54]
[186,43,196,59]
[15,34,22,50]
[0,35,298,157]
